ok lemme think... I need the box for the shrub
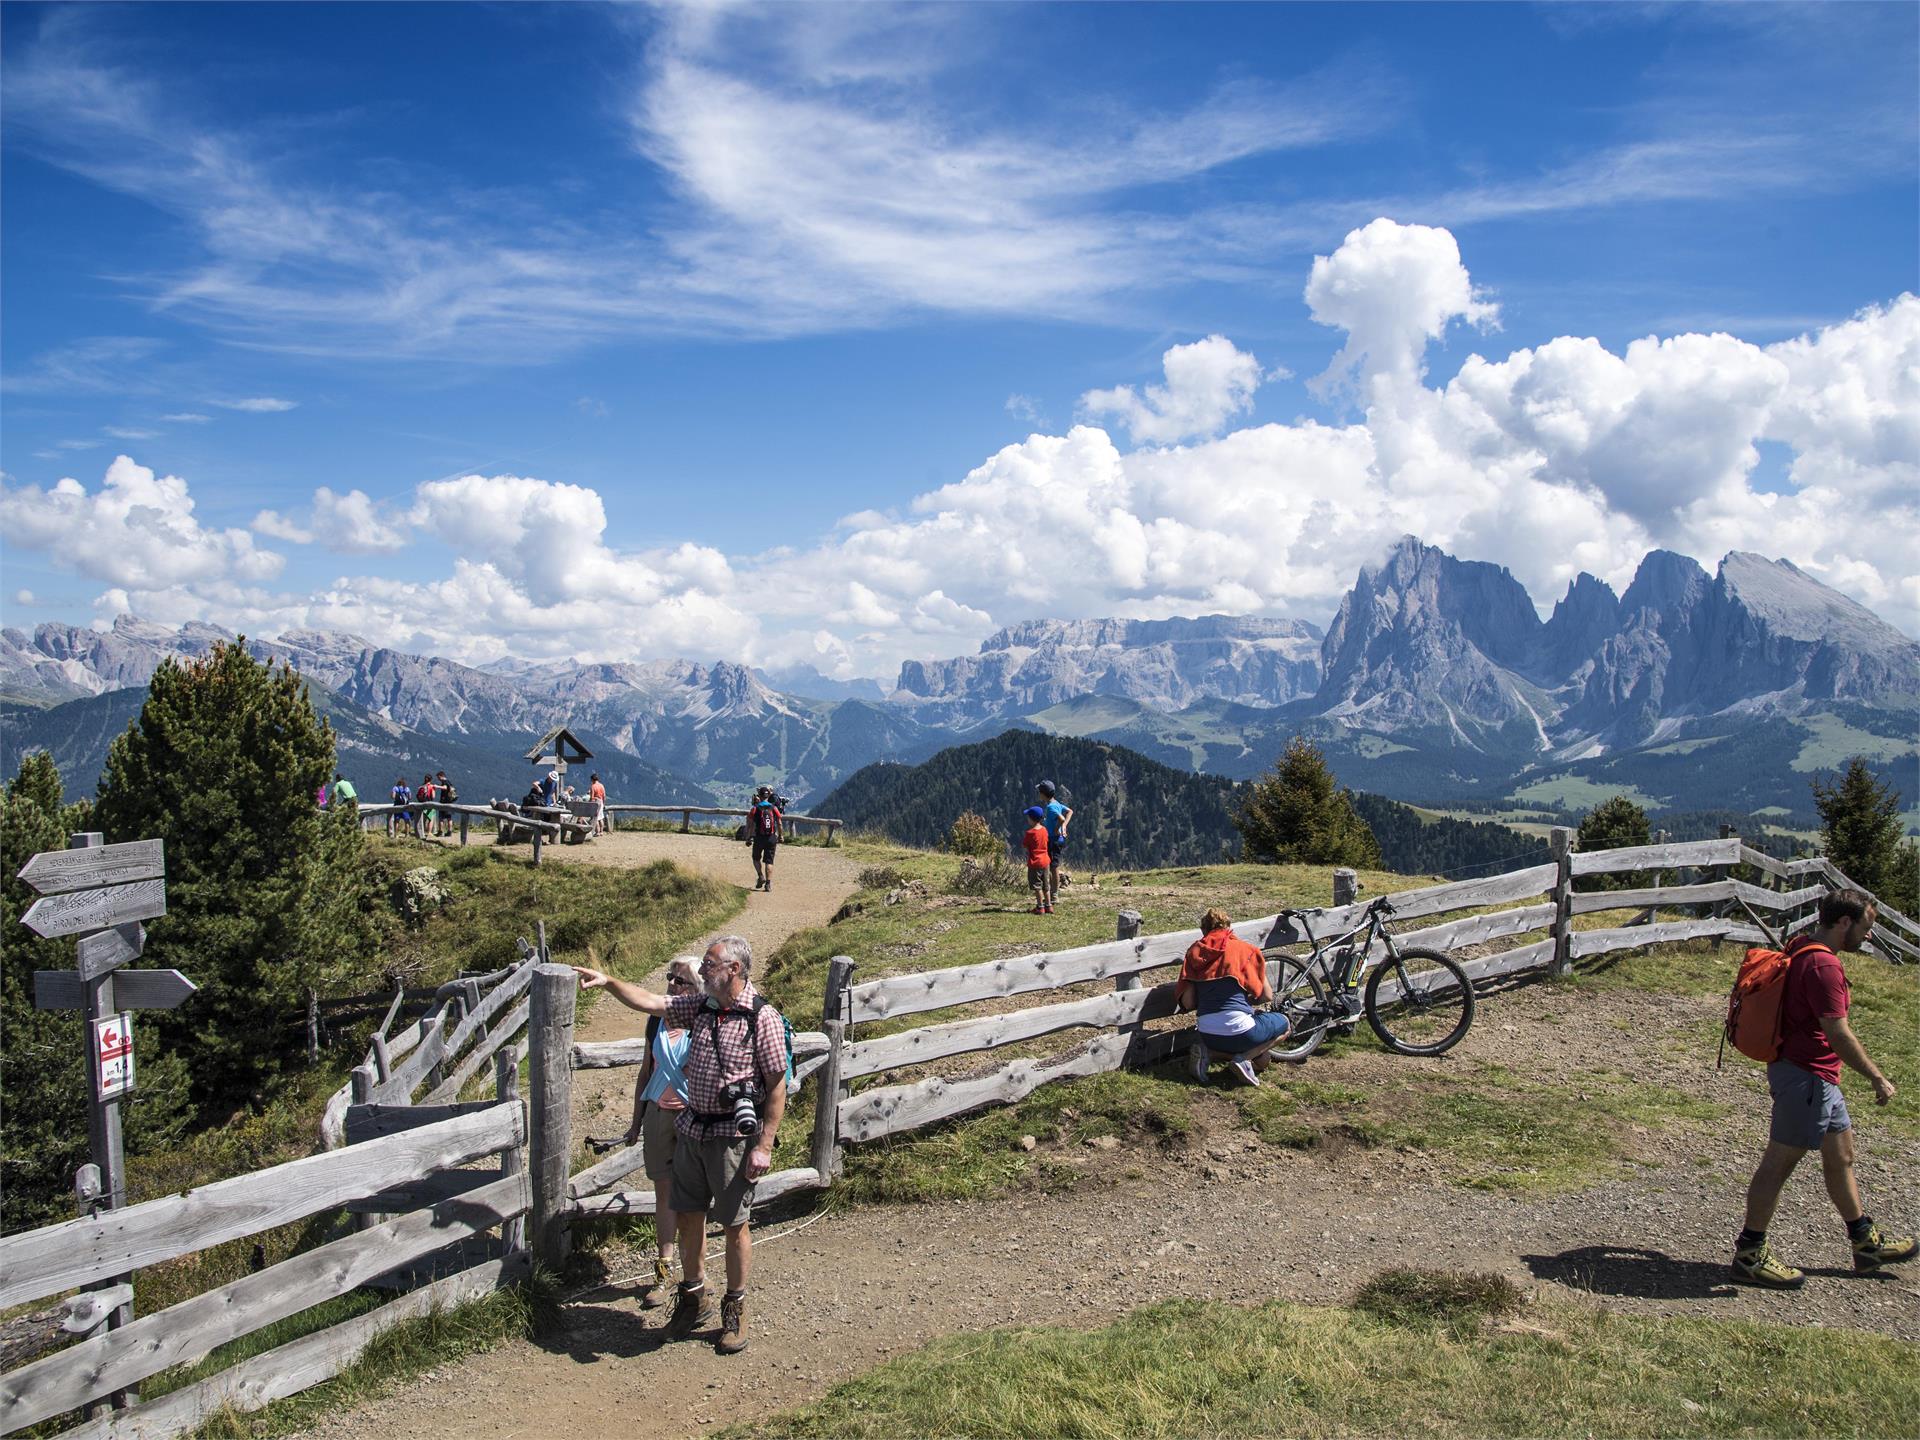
[949,854,1024,895]
[945,810,1003,858]
[859,865,907,890]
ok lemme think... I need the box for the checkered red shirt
[664,982,788,1141]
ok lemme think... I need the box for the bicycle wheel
[1265,956,1333,1062]
[1364,946,1475,1056]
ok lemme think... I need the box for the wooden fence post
[1114,910,1146,1062]
[459,811,470,847]
[1332,869,1360,907]
[527,963,576,1269]
[809,956,856,1180]
[306,988,321,1064]
[1549,827,1575,978]
[349,1064,378,1232]
[531,823,543,866]
[495,1047,527,1255]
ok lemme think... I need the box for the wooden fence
[8,835,1913,1437]
[602,804,844,843]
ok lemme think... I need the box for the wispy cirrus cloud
[212,397,298,413]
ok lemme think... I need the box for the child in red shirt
[1021,806,1052,914]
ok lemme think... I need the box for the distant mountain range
[4,538,1914,827]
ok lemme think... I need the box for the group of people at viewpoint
[518,769,609,834]
[1019,780,1072,913]
[376,770,462,838]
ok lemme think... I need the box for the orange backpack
[1721,938,1822,1066]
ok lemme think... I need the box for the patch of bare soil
[296,932,1920,1440]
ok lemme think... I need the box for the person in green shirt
[331,773,357,807]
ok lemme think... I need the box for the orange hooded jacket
[1181,927,1268,1000]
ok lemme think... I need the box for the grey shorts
[642,1102,680,1185]
[1768,1061,1852,1150]
[670,1130,758,1226]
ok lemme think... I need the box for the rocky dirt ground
[296,842,1920,1440]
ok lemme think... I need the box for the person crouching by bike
[574,935,788,1355]
[1176,907,1290,1088]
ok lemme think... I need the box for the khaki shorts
[642,1102,681,1185]
[670,1130,758,1226]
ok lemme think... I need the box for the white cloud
[1080,335,1267,445]
[0,455,284,591]
[161,413,213,424]
[13,589,35,606]
[21,225,1917,671]
[251,510,314,544]
[1005,394,1042,426]
[1307,218,1499,396]
[103,426,160,440]
[214,397,298,413]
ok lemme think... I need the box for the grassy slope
[733,1285,1920,1439]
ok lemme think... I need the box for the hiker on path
[1176,907,1291,1088]
[1021,806,1052,914]
[748,786,782,893]
[624,957,701,1311]
[1733,888,1916,1288]
[418,772,438,838]
[1036,780,1072,906]
[589,772,607,834]
[388,776,412,838]
[574,936,790,1357]
[436,770,456,836]
[331,772,357,808]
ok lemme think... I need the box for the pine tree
[3,753,194,1232]
[1812,758,1912,910]
[1575,795,1652,891]
[1236,736,1381,868]
[92,642,382,1111]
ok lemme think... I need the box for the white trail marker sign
[16,832,185,1414]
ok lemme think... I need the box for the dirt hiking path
[555,832,862,1147]
[298,919,1920,1440]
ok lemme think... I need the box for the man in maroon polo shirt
[575,935,788,1354]
[1734,888,1915,1288]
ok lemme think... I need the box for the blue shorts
[1768,1060,1851,1150]
[1200,1010,1292,1054]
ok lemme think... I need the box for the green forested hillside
[821,730,1243,870]
[821,730,1552,877]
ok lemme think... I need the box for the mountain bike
[1262,896,1475,1059]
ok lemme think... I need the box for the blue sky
[2,1,1915,676]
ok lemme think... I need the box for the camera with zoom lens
[720,1080,763,1136]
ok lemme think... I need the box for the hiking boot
[1852,1223,1919,1273]
[716,1291,748,1354]
[1732,1240,1805,1289]
[639,1254,673,1310]
[1189,1041,1211,1083]
[1229,1057,1262,1088]
[1031,904,1046,914]
[662,1281,711,1339]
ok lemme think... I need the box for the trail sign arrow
[21,879,166,939]
[35,968,197,1012]
[17,839,164,895]
[76,922,147,982]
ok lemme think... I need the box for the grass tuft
[1352,1267,1523,1330]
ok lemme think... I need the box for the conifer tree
[92,642,381,1110]
[1236,736,1381,868]
[1812,758,1915,913]
[1574,795,1652,891]
[3,753,193,1231]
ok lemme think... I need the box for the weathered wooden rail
[602,803,844,843]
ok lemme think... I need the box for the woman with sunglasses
[628,957,701,1309]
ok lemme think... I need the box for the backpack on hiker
[1721,936,1825,1067]
[754,801,781,839]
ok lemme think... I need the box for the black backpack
[754,802,780,838]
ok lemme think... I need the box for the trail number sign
[95,1013,135,1101]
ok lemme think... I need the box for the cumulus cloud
[251,509,314,544]
[0,455,283,590]
[19,223,1917,671]
[1079,335,1267,445]
[1307,218,1498,395]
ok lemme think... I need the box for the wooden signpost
[18,832,186,1414]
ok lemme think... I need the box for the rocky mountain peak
[1620,549,1709,618]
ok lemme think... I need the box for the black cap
[1037,780,1056,797]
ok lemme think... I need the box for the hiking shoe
[640,1254,673,1310]
[1853,1223,1919,1272]
[662,1281,711,1339]
[1732,1241,1805,1289]
[1031,904,1047,914]
[1189,1041,1211,1083]
[1229,1057,1262,1088]
[716,1291,748,1354]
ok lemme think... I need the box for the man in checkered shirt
[575,935,788,1355]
